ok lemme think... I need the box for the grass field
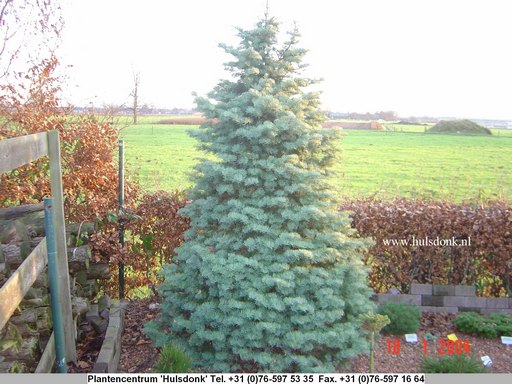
[120,121,512,202]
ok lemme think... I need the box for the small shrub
[452,312,483,335]
[453,312,512,338]
[421,354,486,373]
[377,302,420,334]
[154,345,192,373]
[488,313,512,336]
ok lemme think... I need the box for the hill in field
[426,119,492,135]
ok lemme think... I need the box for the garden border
[373,284,512,314]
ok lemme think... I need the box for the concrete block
[445,296,487,308]
[110,306,121,318]
[85,304,99,322]
[100,308,110,321]
[420,306,458,314]
[410,283,432,295]
[458,307,483,313]
[485,298,509,309]
[92,362,108,373]
[422,295,444,306]
[101,335,116,349]
[90,317,108,334]
[387,287,401,295]
[480,308,512,315]
[98,295,111,312]
[120,299,129,310]
[96,345,115,371]
[454,285,476,297]
[377,294,421,305]
[433,285,455,296]
[464,297,488,308]
[107,316,122,331]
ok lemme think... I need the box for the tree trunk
[0,203,44,221]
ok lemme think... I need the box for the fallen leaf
[77,360,90,369]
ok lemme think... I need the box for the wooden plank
[35,332,55,373]
[0,238,47,331]
[0,132,48,173]
[47,130,77,362]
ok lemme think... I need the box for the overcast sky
[59,0,512,120]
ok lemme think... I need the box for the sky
[59,0,512,120]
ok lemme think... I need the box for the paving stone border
[373,284,512,314]
[91,299,128,373]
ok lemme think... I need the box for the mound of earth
[427,119,492,135]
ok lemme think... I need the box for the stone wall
[374,284,512,315]
[0,204,111,372]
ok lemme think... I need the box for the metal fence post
[43,197,67,373]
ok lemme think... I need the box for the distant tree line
[328,111,398,121]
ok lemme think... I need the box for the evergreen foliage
[154,345,192,373]
[377,302,421,335]
[453,312,512,338]
[146,15,374,372]
[421,354,486,373]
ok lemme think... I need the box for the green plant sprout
[360,311,391,373]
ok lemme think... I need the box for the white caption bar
[87,373,426,384]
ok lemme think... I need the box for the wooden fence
[0,131,76,367]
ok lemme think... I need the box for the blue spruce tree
[146,16,374,372]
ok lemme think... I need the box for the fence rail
[0,130,76,365]
[0,239,47,330]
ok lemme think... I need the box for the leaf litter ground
[73,296,512,373]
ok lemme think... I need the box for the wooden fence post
[47,130,77,362]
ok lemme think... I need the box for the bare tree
[130,71,140,124]
[0,0,63,81]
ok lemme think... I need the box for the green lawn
[121,123,512,202]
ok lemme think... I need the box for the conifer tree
[146,15,374,372]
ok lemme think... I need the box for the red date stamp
[386,339,471,355]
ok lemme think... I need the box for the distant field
[121,122,512,202]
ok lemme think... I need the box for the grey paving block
[98,295,111,312]
[410,283,432,295]
[388,287,401,295]
[420,306,459,313]
[85,304,99,322]
[120,299,129,310]
[485,298,509,309]
[480,308,512,315]
[107,316,122,332]
[90,316,108,334]
[92,362,108,373]
[433,285,455,296]
[458,307,483,314]
[377,294,421,305]
[444,296,487,308]
[454,285,476,297]
[422,295,444,306]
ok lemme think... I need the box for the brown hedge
[341,199,512,296]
